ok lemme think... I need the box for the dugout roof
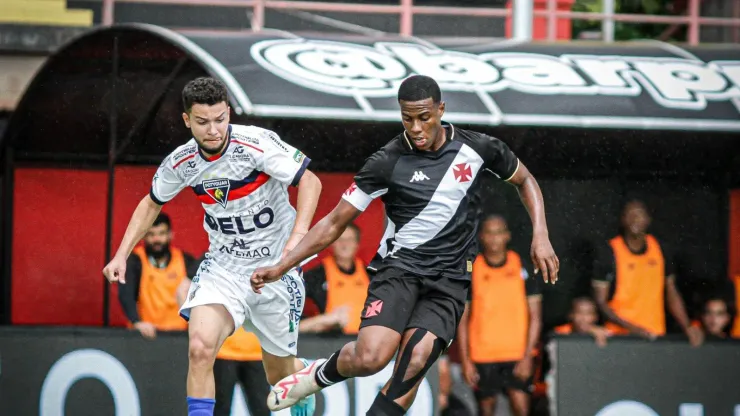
[1,23,740,175]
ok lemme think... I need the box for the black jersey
[342,123,519,280]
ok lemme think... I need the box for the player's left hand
[531,234,559,284]
[250,266,283,294]
[513,355,534,381]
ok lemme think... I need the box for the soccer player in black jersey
[251,75,559,415]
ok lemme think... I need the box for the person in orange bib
[301,223,369,335]
[458,215,542,416]
[731,275,740,338]
[592,200,703,346]
[177,255,270,416]
[118,213,197,339]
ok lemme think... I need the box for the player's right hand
[103,256,127,284]
[250,266,283,294]
[462,360,479,387]
[133,321,157,340]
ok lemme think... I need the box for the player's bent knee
[354,346,389,375]
[188,333,218,368]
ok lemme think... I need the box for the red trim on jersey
[195,173,270,205]
[230,139,264,153]
[203,151,223,162]
[172,154,195,169]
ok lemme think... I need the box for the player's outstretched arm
[283,169,322,257]
[102,195,163,284]
[506,162,560,284]
[251,199,361,293]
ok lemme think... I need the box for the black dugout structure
[2,23,740,327]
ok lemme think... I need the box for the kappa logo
[345,182,358,196]
[202,178,231,208]
[410,170,430,182]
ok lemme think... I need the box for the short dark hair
[182,77,228,112]
[703,295,730,313]
[346,223,361,242]
[572,296,596,307]
[152,213,171,230]
[397,75,441,103]
[480,214,507,230]
[620,198,649,217]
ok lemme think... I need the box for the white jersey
[150,124,310,275]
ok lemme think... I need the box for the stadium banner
[159,26,740,131]
[550,336,740,415]
[0,327,438,416]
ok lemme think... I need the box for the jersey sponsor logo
[189,284,200,301]
[251,39,740,113]
[266,131,289,153]
[453,163,473,183]
[231,132,260,145]
[182,160,199,177]
[219,238,272,259]
[282,274,303,332]
[202,179,231,208]
[409,170,430,183]
[173,145,197,161]
[245,198,271,216]
[293,149,305,163]
[204,207,275,235]
[230,145,252,162]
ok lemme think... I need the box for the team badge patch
[202,178,231,208]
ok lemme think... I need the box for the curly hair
[181,77,228,112]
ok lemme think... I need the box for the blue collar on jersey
[198,124,232,162]
[402,121,455,152]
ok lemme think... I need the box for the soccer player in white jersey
[102,77,322,416]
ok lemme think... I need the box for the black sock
[367,392,405,416]
[314,350,348,388]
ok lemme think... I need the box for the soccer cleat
[268,358,326,411]
[290,359,317,416]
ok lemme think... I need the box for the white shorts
[179,256,305,357]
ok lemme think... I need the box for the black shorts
[359,267,469,344]
[474,362,534,399]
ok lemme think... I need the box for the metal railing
[99,0,740,45]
